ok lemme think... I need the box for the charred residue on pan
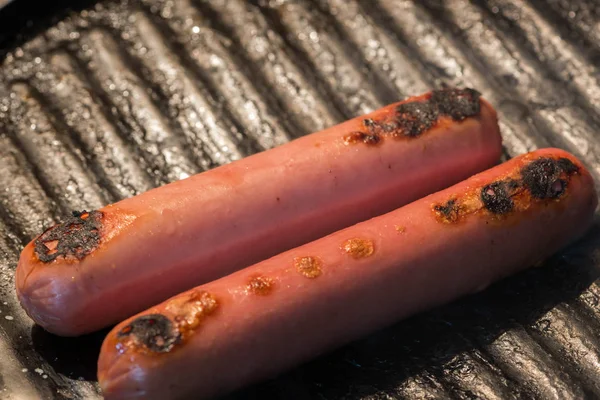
[341,238,375,259]
[343,88,481,146]
[246,275,275,296]
[34,210,103,263]
[432,156,580,223]
[295,256,323,278]
[116,314,180,354]
[522,157,579,199]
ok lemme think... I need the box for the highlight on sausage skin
[16,88,503,336]
[97,148,597,400]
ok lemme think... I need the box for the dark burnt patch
[557,157,579,175]
[433,199,462,223]
[34,210,103,263]
[521,157,577,199]
[395,101,438,137]
[117,314,180,353]
[433,156,580,225]
[363,118,376,129]
[348,88,482,145]
[363,117,403,137]
[430,88,481,121]
[393,88,481,137]
[343,131,381,146]
[481,181,515,215]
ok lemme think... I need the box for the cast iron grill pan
[0,0,599,398]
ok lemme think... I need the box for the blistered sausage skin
[98,149,597,400]
[16,88,502,336]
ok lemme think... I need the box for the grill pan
[1,0,599,399]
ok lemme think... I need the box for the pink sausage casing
[16,88,501,336]
[98,148,597,400]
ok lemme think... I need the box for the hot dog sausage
[17,88,502,336]
[98,148,597,400]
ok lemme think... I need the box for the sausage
[16,88,502,336]
[97,148,597,400]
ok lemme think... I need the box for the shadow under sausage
[30,325,111,381]
[228,219,600,400]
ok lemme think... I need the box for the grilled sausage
[98,148,597,400]
[16,88,502,336]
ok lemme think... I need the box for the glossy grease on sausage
[16,88,502,336]
[98,148,597,400]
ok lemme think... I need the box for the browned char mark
[34,210,103,263]
[116,314,180,354]
[294,256,323,279]
[343,131,382,146]
[433,199,462,224]
[341,238,375,259]
[432,156,580,224]
[246,275,275,296]
[115,291,219,355]
[345,88,481,146]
